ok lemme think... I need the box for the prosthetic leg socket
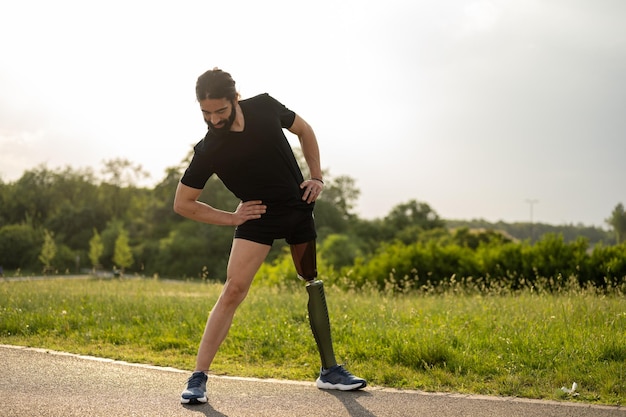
[306,279,337,369]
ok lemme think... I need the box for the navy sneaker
[181,371,208,404]
[316,365,367,391]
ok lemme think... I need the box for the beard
[206,101,237,135]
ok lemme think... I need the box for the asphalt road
[1,345,623,417]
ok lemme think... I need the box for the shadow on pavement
[324,390,376,417]
[182,403,229,416]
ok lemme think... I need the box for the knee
[219,280,250,307]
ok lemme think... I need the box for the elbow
[173,199,186,216]
[173,197,200,219]
[173,182,203,218]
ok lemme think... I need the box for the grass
[0,276,624,406]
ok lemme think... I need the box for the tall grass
[0,276,624,405]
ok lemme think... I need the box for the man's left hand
[301,179,324,204]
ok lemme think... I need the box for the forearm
[174,199,236,226]
[298,122,323,180]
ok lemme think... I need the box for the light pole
[525,199,539,242]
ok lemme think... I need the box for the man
[174,68,366,405]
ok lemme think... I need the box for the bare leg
[194,238,271,372]
[290,240,337,369]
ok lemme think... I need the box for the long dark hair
[195,68,238,101]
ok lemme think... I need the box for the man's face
[199,98,236,134]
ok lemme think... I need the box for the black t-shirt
[181,94,311,210]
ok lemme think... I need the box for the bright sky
[1,0,625,228]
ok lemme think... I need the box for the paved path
[1,345,623,417]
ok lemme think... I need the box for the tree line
[1,156,625,290]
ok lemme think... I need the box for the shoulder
[241,93,277,106]
[192,137,205,153]
[240,94,289,113]
[193,130,222,155]
[241,94,294,127]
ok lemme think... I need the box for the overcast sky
[1,0,625,228]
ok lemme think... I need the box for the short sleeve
[179,140,214,189]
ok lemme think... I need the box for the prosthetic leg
[291,240,367,390]
[290,241,337,369]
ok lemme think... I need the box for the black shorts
[234,208,317,246]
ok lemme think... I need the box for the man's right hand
[232,200,266,225]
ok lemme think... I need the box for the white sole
[180,396,207,404]
[316,379,365,391]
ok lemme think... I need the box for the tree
[319,175,361,219]
[46,201,106,250]
[89,229,104,272]
[99,158,149,220]
[150,221,232,279]
[606,203,626,244]
[0,223,40,270]
[146,165,187,238]
[0,179,9,226]
[319,233,361,269]
[381,199,445,242]
[101,158,149,187]
[113,229,134,274]
[39,229,57,274]
[8,166,57,225]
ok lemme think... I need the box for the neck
[230,103,244,132]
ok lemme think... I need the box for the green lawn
[1,276,624,405]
